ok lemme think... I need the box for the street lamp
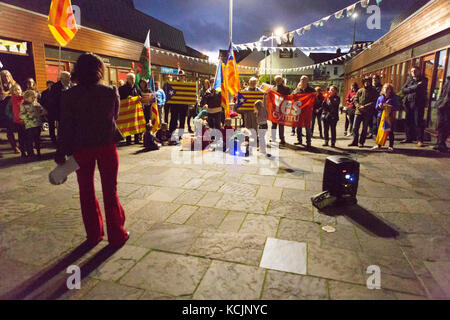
[271,27,284,84]
[352,12,358,45]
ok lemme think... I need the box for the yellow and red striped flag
[224,43,241,96]
[151,102,160,133]
[48,0,79,47]
[117,97,147,137]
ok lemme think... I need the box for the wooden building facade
[344,0,450,136]
[0,1,216,92]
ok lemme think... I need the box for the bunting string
[237,46,372,73]
[233,0,378,49]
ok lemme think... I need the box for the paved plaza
[0,123,449,300]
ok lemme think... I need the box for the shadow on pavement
[0,241,121,300]
[320,204,400,239]
[0,152,56,169]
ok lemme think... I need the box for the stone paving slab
[261,270,329,300]
[120,251,210,296]
[188,230,266,266]
[81,281,144,300]
[193,260,265,300]
[134,223,202,254]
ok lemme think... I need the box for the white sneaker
[372,145,381,150]
[388,147,394,152]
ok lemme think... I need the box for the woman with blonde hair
[372,83,400,152]
[0,70,21,153]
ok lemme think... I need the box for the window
[334,67,338,75]
[429,50,447,130]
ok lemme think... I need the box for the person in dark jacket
[40,80,55,112]
[349,77,378,148]
[138,79,153,124]
[321,86,340,147]
[271,75,290,145]
[434,76,450,152]
[293,76,316,149]
[55,53,129,248]
[312,87,324,139]
[344,82,358,136]
[48,71,72,145]
[200,79,223,131]
[119,73,143,145]
[401,67,429,147]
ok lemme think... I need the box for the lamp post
[229,0,233,43]
[352,12,358,44]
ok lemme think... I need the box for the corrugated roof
[1,0,189,54]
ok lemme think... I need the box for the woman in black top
[56,53,129,247]
[321,85,341,148]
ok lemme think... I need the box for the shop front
[344,0,449,137]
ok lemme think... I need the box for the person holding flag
[135,30,160,133]
[372,83,400,152]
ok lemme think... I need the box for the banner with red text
[266,90,316,128]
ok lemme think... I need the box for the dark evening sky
[134,0,419,59]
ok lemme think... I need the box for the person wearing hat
[349,76,378,148]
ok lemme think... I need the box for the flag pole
[229,0,233,43]
[58,45,61,79]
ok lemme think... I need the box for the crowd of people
[1,60,449,163]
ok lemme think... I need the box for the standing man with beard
[349,76,378,148]
[293,76,316,149]
[271,75,290,146]
[48,71,72,146]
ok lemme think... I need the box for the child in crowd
[254,100,270,156]
[5,84,26,157]
[155,123,171,146]
[20,90,47,158]
[221,118,235,152]
[142,123,160,152]
[191,116,211,151]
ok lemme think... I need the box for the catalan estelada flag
[48,0,79,47]
[165,81,197,105]
[224,43,241,96]
[236,91,265,112]
[376,107,393,147]
[151,102,160,133]
[117,97,147,137]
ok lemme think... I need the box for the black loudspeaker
[323,156,360,205]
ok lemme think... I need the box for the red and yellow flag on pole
[48,0,79,47]
[224,43,241,96]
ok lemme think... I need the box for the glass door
[422,53,436,129]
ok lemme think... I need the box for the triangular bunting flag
[335,9,345,19]
[361,0,370,8]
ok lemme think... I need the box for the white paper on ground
[49,156,80,185]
